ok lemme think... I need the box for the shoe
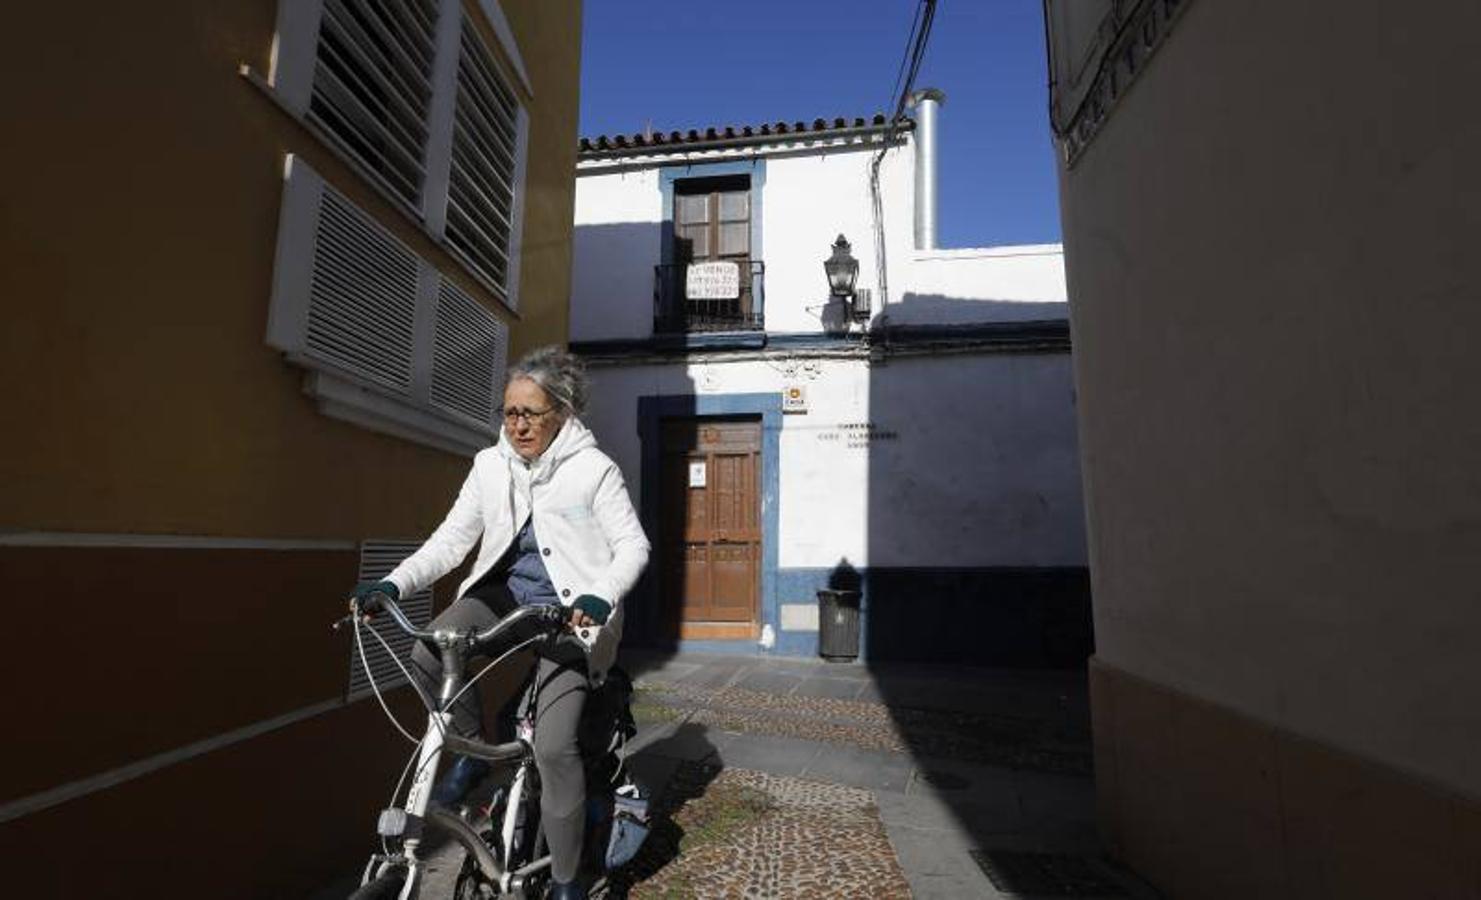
[548,880,587,900]
[431,755,490,808]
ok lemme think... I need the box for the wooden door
[660,418,762,639]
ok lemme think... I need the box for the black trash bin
[817,588,861,661]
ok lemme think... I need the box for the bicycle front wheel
[347,869,407,900]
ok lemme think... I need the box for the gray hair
[507,345,589,416]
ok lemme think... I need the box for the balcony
[654,261,765,334]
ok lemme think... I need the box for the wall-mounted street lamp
[824,234,859,298]
[823,234,869,323]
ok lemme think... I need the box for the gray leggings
[409,594,589,883]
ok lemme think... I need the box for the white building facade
[570,108,1088,663]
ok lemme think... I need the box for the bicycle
[335,595,650,900]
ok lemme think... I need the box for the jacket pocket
[549,504,595,522]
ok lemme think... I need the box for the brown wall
[0,0,582,893]
[4,700,422,900]
[1053,0,1481,895]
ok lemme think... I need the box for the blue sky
[578,0,1063,247]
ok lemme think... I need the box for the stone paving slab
[791,676,868,701]
[799,743,914,794]
[627,718,731,764]
[874,791,1156,900]
[714,732,823,776]
[734,671,806,695]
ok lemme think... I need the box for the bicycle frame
[348,601,576,900]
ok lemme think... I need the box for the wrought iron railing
[653,261,765,333]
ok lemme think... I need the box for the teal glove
[351,580,399,615]
[572,594,612,625]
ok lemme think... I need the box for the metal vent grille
[348,540,434,700]
[306,188,419,393]
[430,278,507,426]
[444,19,518,295]
[308,0,439,207]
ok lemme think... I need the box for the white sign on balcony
[685,261,740,300]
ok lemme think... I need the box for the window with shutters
[656,175,764,333]
[267,156,509,456]
[261,0,529,309]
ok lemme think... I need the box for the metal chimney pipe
[908,88,945,250]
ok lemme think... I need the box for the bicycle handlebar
[347,594,568,650]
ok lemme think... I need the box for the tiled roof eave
[577,116,913,162]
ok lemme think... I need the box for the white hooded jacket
[384,416,650,679]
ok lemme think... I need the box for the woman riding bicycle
[353,346,649,900]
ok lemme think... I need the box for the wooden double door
[659,417,762,639]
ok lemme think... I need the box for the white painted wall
[579,352,1085,572]
[572,137,1069,339]
[866,353,1085,567]
[577,357,871,569]
[757,145,914,334]
[894,245,1069,325]
[570,126,1086,650]
[569,167,663,341]
[1056,0,1481,796]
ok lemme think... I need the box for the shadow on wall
[888,291,1072,327]
[859,291,1092,669]
[847,288,1096,884]
[828,558,863,592]
[570,221,666,342]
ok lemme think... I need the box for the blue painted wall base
[627,563,1093,668]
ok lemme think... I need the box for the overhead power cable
[869,0,938,334]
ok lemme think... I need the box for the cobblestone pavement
[632,679,1092,775]
[398,762,913,900]
[605,763,911,899]
[310,654,1148,899]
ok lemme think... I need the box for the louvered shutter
[307,0,439,208]
[268,156,508,455]
[306,188,420,393]
[444,19,519,297]
[348,540,435,700]
[431,277,507,427]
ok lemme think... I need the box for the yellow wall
[498,0,584,359]
[0,0,582,540]
[0,2,582,894]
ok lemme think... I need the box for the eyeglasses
[499,405,554,425]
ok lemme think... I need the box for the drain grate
[969,850,1128,896]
